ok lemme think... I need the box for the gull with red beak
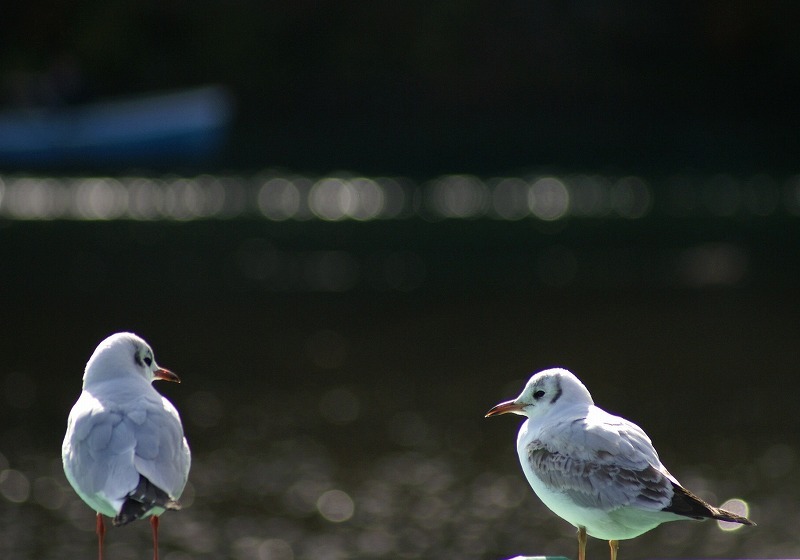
[486,368,754,560]
[63,332,191,560]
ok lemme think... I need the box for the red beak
[485,399,524,417]
[154,368,181,383]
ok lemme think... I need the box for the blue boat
[0,85,233,168]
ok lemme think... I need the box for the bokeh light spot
[72,177,128,219]
[258,178,301,220]
[429,175,489,218]
[126,177,164,219]
[4,177,66,219]
[528,177,569,220]
[348,177,385,220]
[33,476,67,510]
[491,177,529,220]
[611,176,651,218]
[375,177,407,218]
[0,469,30,503]
[164,178,204,220]
[717,498,750,531]
[316,489,355,522]
[309,178,354,221]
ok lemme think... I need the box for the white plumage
[486,368,753,560]
[62,332,191,560]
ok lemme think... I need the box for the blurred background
[1,2,799,559]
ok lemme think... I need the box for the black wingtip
[113,499,149,526]
[715,508,756,526]
[112,475,180,526]
[664,483,755,526]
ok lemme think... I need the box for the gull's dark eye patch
[534,390,545,399]
[143,356,152,367]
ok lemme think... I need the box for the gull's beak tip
[485,399,522,418]
[154,368,181,383]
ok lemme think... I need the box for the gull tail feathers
[113,475,181,527]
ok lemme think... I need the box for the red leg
[151,515,159,560]
[96,513,105,560]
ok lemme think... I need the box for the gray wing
[64,391,190,512]
[130,395,191,500]
[529,410,675,512]
[63,393,141,514]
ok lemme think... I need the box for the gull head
[485,368,593,420]
[83,332,180,386]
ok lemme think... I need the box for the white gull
[486,368,754,560]
[62,332,191,560]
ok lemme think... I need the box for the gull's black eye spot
[533,390,545,400]
[143,356,152,367]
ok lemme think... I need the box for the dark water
[1,217,799,559]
